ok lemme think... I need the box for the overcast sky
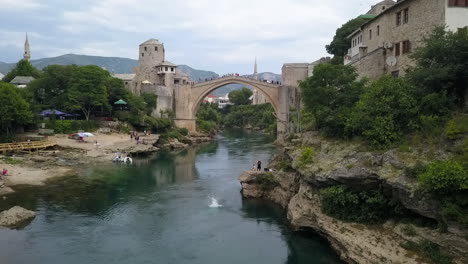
[0,0,376,74]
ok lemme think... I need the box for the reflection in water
[0,129,341,264]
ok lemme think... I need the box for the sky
[0,0,376,74]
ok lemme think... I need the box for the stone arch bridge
[174,76,290,140]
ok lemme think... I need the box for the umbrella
[78,132,94,137]
[39,109,66,116]
[114,99,127,105]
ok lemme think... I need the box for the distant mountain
[176,65,219,81]
[0,54,138,75]
[0,54,281,90]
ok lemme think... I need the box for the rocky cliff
[240,132,468,264]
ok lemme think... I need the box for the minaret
[24,33,31,61]
[253,57,258,80]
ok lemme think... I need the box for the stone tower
[253,57,258,80]
[139,39,165,66]
[24,33,31,61]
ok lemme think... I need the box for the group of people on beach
[250,160,275,172]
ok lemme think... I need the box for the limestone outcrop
[0,206,36,228]
[240,132,468,263]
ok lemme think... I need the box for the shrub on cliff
[319,186,393,224]
[418,160,467,194]
[298,147,315,168]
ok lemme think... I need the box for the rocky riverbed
[240,132,468,264]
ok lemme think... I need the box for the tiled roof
[141,39,162,45]
[10,76,35,85]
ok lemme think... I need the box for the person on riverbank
[2,168,8,176]
[257,160,262,171]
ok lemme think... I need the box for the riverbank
[239,131,468,264]
[0,132,212,196]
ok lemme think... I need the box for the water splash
[209,197,223,208]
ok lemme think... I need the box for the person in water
[257,160,262,171]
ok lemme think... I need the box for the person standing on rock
[257,160,262,171]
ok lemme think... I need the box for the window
[395,42,401,56]
[171,67,174,72]
[449,0,468,6]
[142,53,144,57]
[155,47,158,51]
[165,67,168,71]
[144,47,147,51]
[377,25,380,36]
[402,40,411,53]
[396,11,402,26]
[391,70,400,77]
[369,29,372,40]
[403,8,409,24]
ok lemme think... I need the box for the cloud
[0,0,377,73]
[0,0,42,10]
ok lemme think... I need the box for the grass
[445,114,468,140]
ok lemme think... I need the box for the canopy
[114,99,128,105]
[39,109,66,116]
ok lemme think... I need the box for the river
[0,129,342,264]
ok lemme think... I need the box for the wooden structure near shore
[0,140,57,153]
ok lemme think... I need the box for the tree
[28,65,77,110]
[228,87,253,105]
[0,82,33,140]
[107,77,131,107]
[326,16,371,58]
[407,27,468,110]
[141,93,158,115]
[300,63,365,137]
[2,59,41,83]
[347,76,418,147]
[67,66,110,121]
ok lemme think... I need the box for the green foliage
[223,104,276,131]
[401,240,452,264]
[407,27,468,110]
[178,128,189,136]
[418,160,468,228]
[141,93,158,114]
[401,225,417,237]
[347,76,418,147]
[45,120,98,134]
[298,147,315,168]
[300,63,365,137]
[67,65,110,120]
[326,16,371,57]
[2,59,41,83]
[228,87,253,105]
[107,77,131,107]
[256,172,279,190]
[0,156,22,165]
[445,115,468,140]
[319,186,394,224]
[196,120,217,134]
[418,160,467,194]
[0,82,33,141]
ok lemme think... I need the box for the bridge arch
[174,76,287,139]
[191,77,280,117]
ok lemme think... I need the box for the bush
[418,160,467,194]
[178,128,189,136]
[298,146,315,168]
[256,172,279,190]
[445,115,468,140]
[401,240,452,264]
[347,76,418,147]
[46,120,98,134]
[319,185,393,224]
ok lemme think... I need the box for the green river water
[0,129,342,264]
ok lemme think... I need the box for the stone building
[345,0,468,79]
[282,57,331,109]
[113,39,190,117]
